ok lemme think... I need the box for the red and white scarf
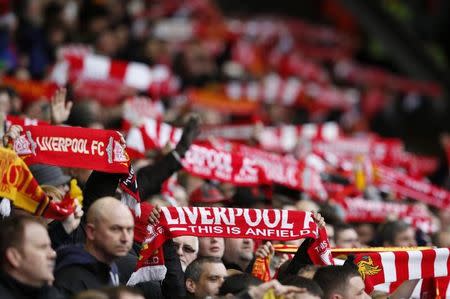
[346,248,450,294]
[374,163,450,210]
[196,122,341,154]
[223,75,356,110]
[340,197,438,234]
[126,119,327,198]
[12,125,142,215]
[211,140,327,200]
[128,207,324,285]
[13,125,129,173]
[252,227,334,281]
[122,96,165,130]
[51,53,178,97]
[334,60,442,97]
[6,115,49,130]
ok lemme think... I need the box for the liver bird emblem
[357,256,382,279]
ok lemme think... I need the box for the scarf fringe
[127,265,167,286]
[121,193,141,218]
[0,198,11,217]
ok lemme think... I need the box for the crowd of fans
[1,0,450,299]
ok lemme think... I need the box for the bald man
[54,197,134,297]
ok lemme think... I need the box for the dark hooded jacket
[0,270,65,299]
[53,244,120,297]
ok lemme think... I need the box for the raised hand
[51,88,73,125]
[255,241,275,258]
[174,114,201,157]
[148,205,162,225]
[313,211,326,229]
[2,124,23,147]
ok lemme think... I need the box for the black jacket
[137,151,182,200]
[83,151,182,205]
[0,270,64,299]
[54,245,120,297]
[132,239,186,299]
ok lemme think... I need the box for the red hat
[189,184,227,204]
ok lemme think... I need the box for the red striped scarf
[223,75,356,110]
[340,197,438,234]
[197,122,341,153]
[336,248,450,294]
[334,60,442,97]
[126,119,327,198]
[51,53,178,97]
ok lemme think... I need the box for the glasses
[174,242,196,254]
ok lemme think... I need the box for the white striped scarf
[50,53,178,96]
[198,122,341,153]
[351,248,450,295]
[224,74,357,110]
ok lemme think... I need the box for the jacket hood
[55,244,97,272]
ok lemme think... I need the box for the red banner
[375,164,450,209]
[139,207,320,269]
[13,125,129,173]
[6,115,49,129]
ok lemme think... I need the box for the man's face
[193,262,227,298]
[198,237,224,258]
[0,92,11,114]
[173,236,198,271]
[224,238,254,263]
[344,276,370,299]
[326,225,335,248]
[17,222,56,286]
[92,208,134,260]
[393,228,417,247]
[120,292,145,299]
[437,232,450,247]
[335,229,361,248]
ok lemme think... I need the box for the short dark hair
[218,273,262,295]
[313,265,360,299]
[280,275,323,297]
[185,256,223,282]
[378,220,411,246]
[277,260,320,282]
[0,215,46,268]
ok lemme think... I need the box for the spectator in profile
[433,230,450,247]
[313,265,370,299]
[377,220,417,247]
[185,256,227,299]
[0,215,64,299]
[334,224,361,248]
[54,197,134,297]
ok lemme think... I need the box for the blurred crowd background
[1,1,450,298]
